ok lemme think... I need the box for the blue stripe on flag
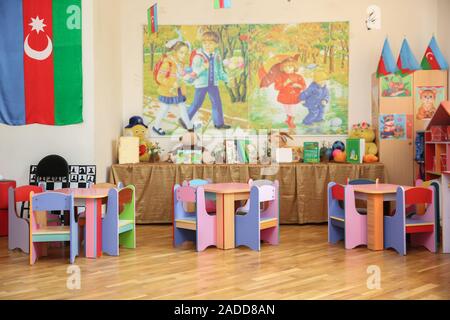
[382,39,398,74]
[399,39,420,71]
[430,36,449,70]
[0,0,26,126]
[153,4,158,33]
[224,0,231,8]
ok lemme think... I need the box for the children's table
[56,188,109,258]
[203,183,250,249]
[352,183,410,251]
[442,172,450,253]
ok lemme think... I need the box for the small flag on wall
[148,3,158,34]
[421,36,448,70]
[214,0,231,9]
[376,38,398,78]
[397,39,420,76]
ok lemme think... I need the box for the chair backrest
[9,185,43,218]
[348,178,378,185]
[395,186,434,220]
[176,185,197,203]
[91,182,124,189]
[184,179,211,187]
[36,155,69,179]
[118,185,135,220]
[328,182,358,214]
[31,191,73,212]
[248,181,279,220]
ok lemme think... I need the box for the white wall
[119,0,441,150]
[0,0,96,185]
[438,0,450,88]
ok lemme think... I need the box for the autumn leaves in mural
[143,22,349,136]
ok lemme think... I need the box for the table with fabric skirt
[110,162,386,224]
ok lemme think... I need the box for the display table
[110,162,386,224]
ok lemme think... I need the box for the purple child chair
[173,184,216,252]
[235,180,279,251]
[327,182,367,249]
[29,191,78,265]
[384,186,436,255]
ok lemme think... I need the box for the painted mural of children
[300,71,330,125]
[152,40,193,136]
[185,32,231,130]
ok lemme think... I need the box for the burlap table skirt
[110,162,386,224]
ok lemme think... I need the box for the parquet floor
[1,225,450,300]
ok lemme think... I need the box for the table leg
[216,194,224,249]
[442,174,450,253]
[96,199,102,257]
[223,194,235,250]
[367,194,384,250]
[85,198,97,258]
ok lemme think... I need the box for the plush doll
[164,131,214,164]
[124,116,152,162]
[349,122,378,163]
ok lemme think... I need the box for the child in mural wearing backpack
[152,38,193,136]
[184,31,231,130]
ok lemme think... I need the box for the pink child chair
[327,182,367,249]
[384,186,436,255]
[173,184,216,252]
[8,185,43,253]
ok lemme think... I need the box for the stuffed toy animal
[124,116,152,162]
[164,131,214,164]
[349,122,378,163]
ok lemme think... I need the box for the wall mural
[143,22,349,136]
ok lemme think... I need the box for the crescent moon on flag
[24,34,53,61]
[426,52,434,60]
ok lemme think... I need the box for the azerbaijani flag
[148,4,158,34]
[214,0,231,9]
[376,38,398,78]
[0,0,82,126]
[397,38,420,76]
[421,36,449,70]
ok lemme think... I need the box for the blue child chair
[235,180,279,251]
[29,191,78,265]
[384,186,436,255]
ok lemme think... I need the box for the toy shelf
[425,131,450,180]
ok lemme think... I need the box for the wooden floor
[1,224,450,300]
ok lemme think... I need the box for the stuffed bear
[349,122,378,163]
[300,71,330,125]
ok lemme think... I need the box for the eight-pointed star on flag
[29,16,47,34]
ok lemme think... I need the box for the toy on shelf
[235,180,279,251]
[125,116,153,162]
[8,185,43,253]
[330,141,346,163]
[327,182,367,249]
[102,185,136,256]
[173,184,216,251]
[384,187,436,255]
[29,192,79,265]
[349,122,378,163]
[303,142,320,163]
[164,132,214,164]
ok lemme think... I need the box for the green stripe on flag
[214,0,220,9]
[421,57,431,70]
[53,0,83,125]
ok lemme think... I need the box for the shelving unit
[424,102,450,181]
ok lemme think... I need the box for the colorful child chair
[173,184,216,251]
[182,179,216,213]
[235,180,279,251]
[29,191,79,264]
[384,186,436,256]
[102,185,136,256]
[327,182,367,249]
[416,179,441,246]
[8,185,43,253]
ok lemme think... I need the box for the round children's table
[56,188,109,258]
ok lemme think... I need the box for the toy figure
[152,37,193,135]
[349,122,378,163]
[416,89,437,120]
[300,71,330,125]
[186,31,231,130]
[125,116,151,162]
